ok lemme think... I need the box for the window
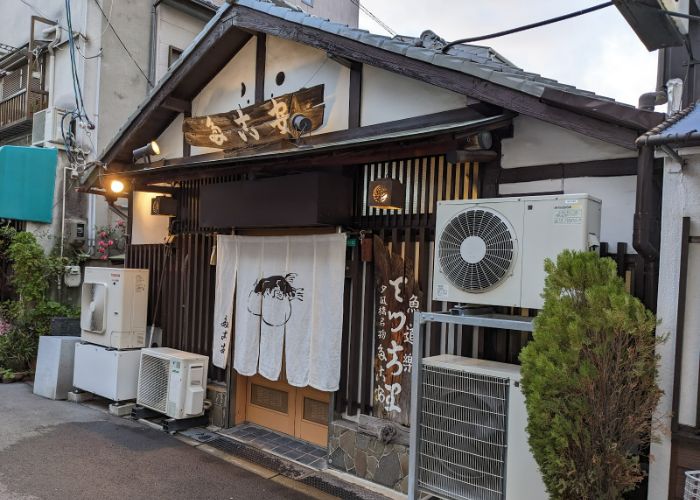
[167,46,183,69]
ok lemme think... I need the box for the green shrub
[0,231,77,371]
[519,251,662,500]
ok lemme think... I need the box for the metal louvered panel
[438,208,515,292]
[137,354,170,413]
[418,364,509,500]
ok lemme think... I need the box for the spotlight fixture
[291,113,312,134]
[368,178,404,210]
[132,141,161,163]
[464,131,493,151]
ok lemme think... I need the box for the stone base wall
[328,419,409,493]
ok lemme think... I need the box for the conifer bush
[519,251,662,500]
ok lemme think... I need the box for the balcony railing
[0,88,48,129]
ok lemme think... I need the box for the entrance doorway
[243,374,330,447]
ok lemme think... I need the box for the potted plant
[520,251,662,500]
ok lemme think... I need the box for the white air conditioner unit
[415,355,548,500]
[432,194,601,309]
[80,267,149,349]
[32,107,67,148]
[137,347,208,419]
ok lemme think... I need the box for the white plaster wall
[156,113,184,159]
[131,191,170,245]
[499,175,637,251]
[649,154,700,500]
[191,36,257,156]
[360,65,468,126]
[154,3,206,83]
[264,36,349,135]
[501,116,636,168]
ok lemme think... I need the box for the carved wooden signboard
[373,235,422,427]
[182,84,325,150]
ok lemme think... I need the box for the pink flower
[98,240,106,247]
[116,220,125,227]
[101,255,108,260]
[97,247,105,253]
[108,240,114,246]
[100,231,107,238]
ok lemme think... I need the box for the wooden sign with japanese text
[373,235,422,426]
[182,84,325,150]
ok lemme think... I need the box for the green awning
[0,146,57,223]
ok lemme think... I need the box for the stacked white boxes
[73,267,149,402]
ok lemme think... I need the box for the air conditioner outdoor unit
[137,347,208,419]
[80,267,149,349]
[432,194,601,309]
[32,107,67,148]
[414,355,548,500]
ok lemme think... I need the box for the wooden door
[244,374,330,447]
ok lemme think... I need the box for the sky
[357,0,659,107]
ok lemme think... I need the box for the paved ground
[0,383,315,500]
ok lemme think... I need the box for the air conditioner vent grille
[138,354,170,413]
[438,208,515,292]
[418,364,509,500]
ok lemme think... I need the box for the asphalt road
[0,383,313,500]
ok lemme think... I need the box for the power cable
[442,1,613,52]
[91,0,153,86]
[349,0,396,37]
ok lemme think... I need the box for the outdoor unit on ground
[137,347,208,419]
[432,194,601,309]
[415,355,547,500]
[80,267,149,349]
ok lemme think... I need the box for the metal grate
[439,208,515,292]
[138,354,170,413]
[80,283,106,333]
[418,364,509,500]
[686,471,700,499]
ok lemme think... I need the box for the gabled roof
[95,0,664,174]
[637,102,700,147]
[238,0,615,104]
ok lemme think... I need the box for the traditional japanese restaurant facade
[85,0,664,493]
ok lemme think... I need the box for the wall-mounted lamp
[368,178,404,210]
[110,179,125,194]
[132,141,160,163]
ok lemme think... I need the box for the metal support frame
[407,310,534,500]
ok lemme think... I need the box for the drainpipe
[633,144,661,310]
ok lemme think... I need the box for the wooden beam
[349,62,362,129]
[255,34,266,104]
[229,5,641,149]
[183,109,191,157]
[498,157,640,184]
[160,96,191,113]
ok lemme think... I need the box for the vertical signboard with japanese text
[373,235,421,426]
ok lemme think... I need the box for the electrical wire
[348,0,396,37]
[442,1,614,52]
[91,0,153,86]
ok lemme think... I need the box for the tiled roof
[234,0,630,107]
[637,102,700,146]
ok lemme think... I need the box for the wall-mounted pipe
[633,144,661,262]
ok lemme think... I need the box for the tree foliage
[0,231,77,372]
[519,251,662,500]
